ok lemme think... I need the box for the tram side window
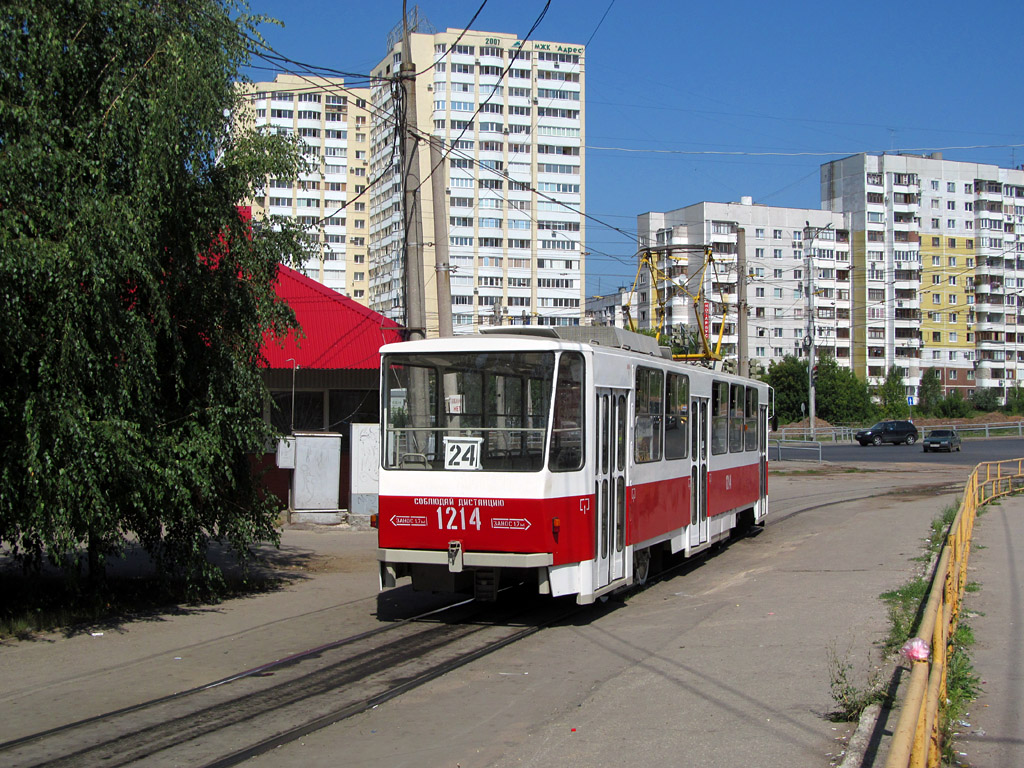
[385,364,438,467]
[745,387,759,451]
[729,383,744,452]
[634,367,664,462]
[549,352,585,472]
[711,381,728,455]
[665,372,689,459]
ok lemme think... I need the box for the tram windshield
[382,350,583,472]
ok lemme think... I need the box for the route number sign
[443,436,483,470]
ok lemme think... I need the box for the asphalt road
[776,436,1024,466]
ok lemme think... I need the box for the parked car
[922,429,962,453]
[855,420,919,446]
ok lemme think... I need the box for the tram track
[0,591,587,768]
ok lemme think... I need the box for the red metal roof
[262,264,403,370]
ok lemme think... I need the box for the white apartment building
[822,153,1024,399]
[368,27,586,335]
[238,75,372,298]
[584,286,638,329]
[638,199,851,369]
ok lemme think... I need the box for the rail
[775,420,1024,443]
[884,458,1024,768]
[771,440,822,463]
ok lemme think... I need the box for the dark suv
[855,420,919,446]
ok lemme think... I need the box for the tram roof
[381,326,671,359]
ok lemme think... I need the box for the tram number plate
[443,436,483,470]
[436,506,482,531]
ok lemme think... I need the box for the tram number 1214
[437,506,482,531]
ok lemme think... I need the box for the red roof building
[263,264,403,371]
[256,265,403,518]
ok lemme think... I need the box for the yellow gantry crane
[622,244,729,362]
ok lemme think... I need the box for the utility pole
[736,227,749,377]
[429,136,453,337]
[805,222,816,436]
[400,0,426,340]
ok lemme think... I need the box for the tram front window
[383,351,555,471]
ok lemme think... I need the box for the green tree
[766,355,809,422]
[876,367,909,418]
[1004,385,1024,415]
[813,356,875,424]
[917,368,943,416]
[0,1,309,592]
[936,390,971,419]
[970,387,1000,414]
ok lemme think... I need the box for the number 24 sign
[443,436,483,470]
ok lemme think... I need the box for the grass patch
[827,643,888,722]
[941,622,982,764]
[964,581,981,593]
[880,577,930,655]
[927,502,960,552]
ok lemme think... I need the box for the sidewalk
[955,495,1024,767]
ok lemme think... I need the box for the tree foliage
[1004,385,1024,415]
[969,387,1000,414]
[812,356,875,424]
[917,368,943,416]
[0,1,309,592]
[766,355,808,422]
[766,355,875,424]
[876,367,909,419]
[936,390,971,419]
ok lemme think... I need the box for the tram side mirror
[771,415,778,432]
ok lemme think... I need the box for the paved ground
[0,461,1011,767]
[955,495,1024,767]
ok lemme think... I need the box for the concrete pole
[400,1,426,341]
[806,228,816,436]
[429,137,453,337]
[737,227,749,377]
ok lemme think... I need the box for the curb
[839,702,881,768]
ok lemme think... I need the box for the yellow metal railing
[885,459,1024,768]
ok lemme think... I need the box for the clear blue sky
[243,0,1024,296]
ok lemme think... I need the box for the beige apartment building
[368,27,586,335]
[237,74,372,299]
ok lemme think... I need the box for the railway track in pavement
[0,590,589,768]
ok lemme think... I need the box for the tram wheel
[633,548,652,585]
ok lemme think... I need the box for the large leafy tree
[917,368,943,415]
[766,355,809,422]
[812,356,875,424]
[0,1,309,591]
[876,367,910,419]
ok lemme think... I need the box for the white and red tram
[375,326,771,604]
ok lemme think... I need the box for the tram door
[689,397,710,547]
[759,403,769,514]
[595,389,627,588]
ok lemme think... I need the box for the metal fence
[771,440,823,462]
[775,421,1024,444]
[884,458,1024,767]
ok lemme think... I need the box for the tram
[375,326,771,604]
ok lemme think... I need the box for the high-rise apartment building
[822,153,1024,399]
[238,75,372,298]
[638,199,851,369]
[368,28,586,335]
